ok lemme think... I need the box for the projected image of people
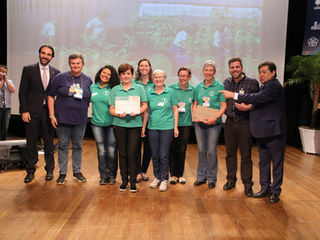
[85,10,109,41]
[41,19,56,46]
[168,30,193,77]
[8,0,288,122]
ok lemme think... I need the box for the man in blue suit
[220,61,286,203]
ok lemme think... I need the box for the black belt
[226,116,248,122]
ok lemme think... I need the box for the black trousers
[257,135,286,195]
[137,128,152,174]
[169,126,191,178]
[113,126,141,184]
[224,118,253,186]
[25,107,55,174]
[0,107,10,140]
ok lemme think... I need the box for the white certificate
[115,96,140,114]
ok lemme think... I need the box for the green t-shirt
[194,79,226,124]
[169,82,194,127]
[147,86,177,130]
[90,82,113,126]
[109,83,147,128]
[133,78,154,92]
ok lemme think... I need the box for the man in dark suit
[19,45,60,183]
[220,61,286,203]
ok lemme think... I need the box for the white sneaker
[179,177,186,184]
[149,178,160,188]
[159,180,168,192]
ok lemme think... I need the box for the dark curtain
[0,1,7,65]
[284,0,310,147]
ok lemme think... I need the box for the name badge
[203,96,210,107]
[178,102,186,112]
[68,84,76,96]
[74,84,83,99]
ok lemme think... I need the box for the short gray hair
[152,69,167,79]
[68,53,84,65]
[203,60,216,71]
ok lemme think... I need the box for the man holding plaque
[222,58,259,197]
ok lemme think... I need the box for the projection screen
[7,0,289,115]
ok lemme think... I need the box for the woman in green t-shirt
[109,64,148,193]
[192,60,226,189]
[134,59,154,183]
[168,66,194,185]
[90,65,120,185]
[143,69,179,192]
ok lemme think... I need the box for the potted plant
[285,54,320,154]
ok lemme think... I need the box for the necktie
[42,67,48,89]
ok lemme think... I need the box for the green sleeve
[140,86,147,102]
[109,87,116,106]
[218,84,226,102]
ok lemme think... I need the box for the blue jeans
[148,129,174,181]
[91,124,118,179]
[56,124,86,175]
[194,122,222,182]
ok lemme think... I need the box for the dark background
[0,1,312,148]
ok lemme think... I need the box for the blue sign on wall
[302,0,320,55]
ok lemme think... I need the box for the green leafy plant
[285,54,320,128]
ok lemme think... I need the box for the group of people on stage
[16,44,286,204]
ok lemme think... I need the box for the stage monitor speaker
[0,139,26,171]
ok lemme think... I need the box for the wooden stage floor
[0,139,319,240]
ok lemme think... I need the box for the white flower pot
[299,126,320,154]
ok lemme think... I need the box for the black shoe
[130,182,138,193]
[169,176,178,185]
[223,180,236,190]
[142,173,149,181]
[24,173,34,183]
[108,177,116,185]
[99,178,108,185]
[119,182,128,191]
[136,174,143,183]
[253,188,271,198]
[56,174,66,185]
[269,193,280,203]
[244,185,254,197]
[208,182,216,189]
[45,172,54,181]
[73,172,86,183]
[193,180,206,186]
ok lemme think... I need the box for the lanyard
[70,73,83,88]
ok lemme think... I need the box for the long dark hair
[135,58,153,82]
[94,65,120,89]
